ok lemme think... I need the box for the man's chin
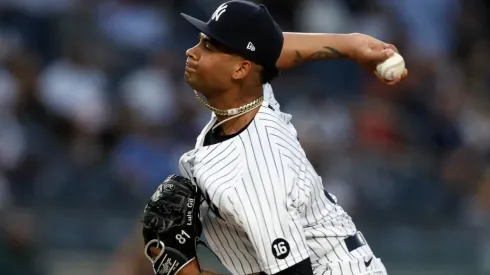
[184,71,193,84]
[184,72,199,90]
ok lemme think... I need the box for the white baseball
[376,52,405,81]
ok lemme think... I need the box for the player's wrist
[175,261,221,275]
[176,259,200,275]
[342,33,365,60]
[174,259,222,275]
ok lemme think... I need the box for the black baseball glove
[142,174,203,275]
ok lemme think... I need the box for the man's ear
[231,60,252,81]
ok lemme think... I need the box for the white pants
[313,256,388,275]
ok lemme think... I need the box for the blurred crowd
[0,0,489,274]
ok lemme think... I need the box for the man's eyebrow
[200,33,211,41]
[199,33,233,53]
[202,37,213,43]
[200,34,214,44]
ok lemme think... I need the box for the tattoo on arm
[292,46,346,66]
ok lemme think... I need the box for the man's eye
[204,43,212,51]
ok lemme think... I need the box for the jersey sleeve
[232,132,310,274]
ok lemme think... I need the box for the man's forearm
[277,33,355,70]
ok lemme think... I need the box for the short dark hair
[259,67,280,84]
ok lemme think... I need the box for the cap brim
[180,13,235,51]
[180,13,213,38]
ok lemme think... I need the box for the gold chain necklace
[194,90,263,117]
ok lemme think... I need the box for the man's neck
[206,85,263,135]
[214,109,260,135]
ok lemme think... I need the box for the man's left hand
[347,33,408,85]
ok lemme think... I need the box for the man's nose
[186,45,198,60]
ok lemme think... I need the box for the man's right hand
[346,33,408,85]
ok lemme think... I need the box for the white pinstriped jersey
[179,84,386,275]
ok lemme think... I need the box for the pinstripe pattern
[178,84,387,275]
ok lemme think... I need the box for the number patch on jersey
[271,238,290,259]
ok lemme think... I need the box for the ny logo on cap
[211,3,227,21]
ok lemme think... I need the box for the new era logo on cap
[246,42,255,51]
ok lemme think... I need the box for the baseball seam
[379,61,404,80]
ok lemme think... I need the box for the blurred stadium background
[0,0,489,274]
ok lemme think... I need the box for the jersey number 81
[176,230,191,244]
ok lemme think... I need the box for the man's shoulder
[255,105,295,132]
[253,107,301,150]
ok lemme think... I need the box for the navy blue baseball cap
[181,0,284,77]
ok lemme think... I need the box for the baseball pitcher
[140,1,407,275]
